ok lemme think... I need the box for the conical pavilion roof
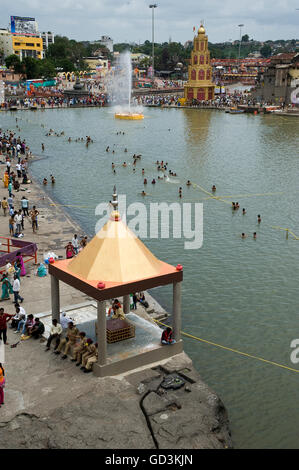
[67,215,164,283]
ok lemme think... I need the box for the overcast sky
[2,0,299,44]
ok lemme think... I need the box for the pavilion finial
[111,185,118,211]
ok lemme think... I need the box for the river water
[2,106,299,448]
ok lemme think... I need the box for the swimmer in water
[186,180,191,186]
[242,208,246,215]
[124,148,128,152]
[241,233,247,239]
[122,162,127,167]
[106,146,109,152]
[112,163,115,169]
[141,190,147,196]
[51,175,55,184]
[258,214,261,223]
[253,232,257,239]
[144,178,147,184]
[43,178,48,185]
[41,143,45,151]
[142,169,145,175]
[68,137,71,142]
[151,179,156,184]
[212,185,216,192]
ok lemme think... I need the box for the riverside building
[12,35,44,60]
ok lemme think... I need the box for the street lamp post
[238,24,244,70]
[149,4,157,79]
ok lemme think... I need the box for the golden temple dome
[198,24,205,34]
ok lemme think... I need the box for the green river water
[2,106,299,448]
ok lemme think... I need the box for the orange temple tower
[184,24,215,102]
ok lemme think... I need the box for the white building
[99,35,113,52]
[39,31,55,51]
[0,29,13,59]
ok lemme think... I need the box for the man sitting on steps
[55,322,80,359]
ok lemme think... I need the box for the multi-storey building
[99,35,113,53]
[39,31,54,51]
[252,53,299,105]
[0,29,13,59]
[12,35,44,60]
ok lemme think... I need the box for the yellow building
[84,57,108,73]
[184,25,215,102]
[12,36,43,60]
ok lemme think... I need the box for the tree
[22,57,40,79]
[39,59,56,78]
[55,58,75,72]
[5,54,22,72]
[242,34,249,42]
[260,44,272,58]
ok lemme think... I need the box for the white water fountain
[108,50,144,120]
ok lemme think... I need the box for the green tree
[39,59,56,78]
[242,34,249,42]
[22,57,40,79]
[5,54,22,72]
[260,44,272,58]
[55,58,75,72]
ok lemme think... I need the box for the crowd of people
[0,127,41,238]
[1,93,108,110]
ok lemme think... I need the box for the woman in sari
[3,171,9,188]
[16,252,26,276]
[1,274,13,300]
[65,242,75,259]
[0,363,5,407]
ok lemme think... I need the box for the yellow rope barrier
[154,319,299,374]
[271,226,299,240]
[204,191,285,200]
[191,182,231,204]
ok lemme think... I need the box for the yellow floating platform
[115,113,144,120]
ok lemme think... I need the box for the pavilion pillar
[51,275,60,322]
[97,300,107,365]
[123,294,131,315]
[172,281,182,342]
